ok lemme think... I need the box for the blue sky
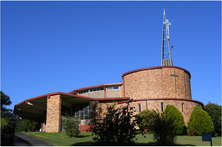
[1,1,221,110]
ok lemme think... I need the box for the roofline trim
[15,91,130,107]
[133,98,203,105]
[121,66,191,78]
[68,82,123,94]
[94,97,130,102]
[15,92,94,106]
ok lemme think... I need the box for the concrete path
[14,132,54,146]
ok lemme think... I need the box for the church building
[14,10,203,133]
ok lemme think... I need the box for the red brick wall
[80,124,93,132]
[130,99,203,126]
[93,98,202,127]
[123,67,191,99]
[46,95,61,132]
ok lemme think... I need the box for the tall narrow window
[182,103,184,112]
[161,102,164,112]
[138,104,141,113]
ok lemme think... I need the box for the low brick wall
[80,125,93,132]
[131,99,203,126]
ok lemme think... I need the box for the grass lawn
[26,132,221,146]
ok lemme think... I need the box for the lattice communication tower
[161,9,173,66]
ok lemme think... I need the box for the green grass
[26,132,93,146]
[26,132,222,146]
[135,134,221,146]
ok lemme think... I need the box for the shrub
[187,106,214,136]
[163,105,186,135]
[152,113,177,145]
[204,102,221,136]
[1,117,8,131]
[135,109,159,134]
[91,103,137,146]
[23,119,39,132]
[62,114,81,137]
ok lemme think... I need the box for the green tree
[62,113,81,137]
[1,91,17,125]
[152,113,177,145]
[163,105,186,135]
[1,91,12,109]
[23,119,39,132]
[187,106,214,136]
[91,103,137,146]
[1,117,8,131]
[135,109,159,134]
[1,91,12,119]
[204,102,221,136]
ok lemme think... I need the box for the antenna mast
[161,9,173,66]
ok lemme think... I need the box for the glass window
[182,103,184,112]
[80,111,83,119]
[75,111,79,118]
[161,103,164,112]
[90,89,93,92]
[113,86,119,89]
[72,103,93,120]
[106,87,112,90]
[138,104,141,113]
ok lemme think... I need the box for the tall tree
[1,91,17,125]
[1,91,12,111]
[204,102,221,136]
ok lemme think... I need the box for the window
[182,103,184,112]
[106,86,119,90]
[138,104,141,113]
[106,87,112,90]
[161,102,164,112]
[73,103,92,120]
[96,87,104,91]
[113,86,119,89]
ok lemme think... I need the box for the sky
[1,1,221,110]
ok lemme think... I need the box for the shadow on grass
[71,142,196,146]
[73,134,92,138]
[135,142,195,146]
[71,141,93,146]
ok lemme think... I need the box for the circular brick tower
[121,66,203,125]
[122,66,191,99]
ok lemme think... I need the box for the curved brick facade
[15,66,204,132]
[131,99,203,125]
[122,66,191,100]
